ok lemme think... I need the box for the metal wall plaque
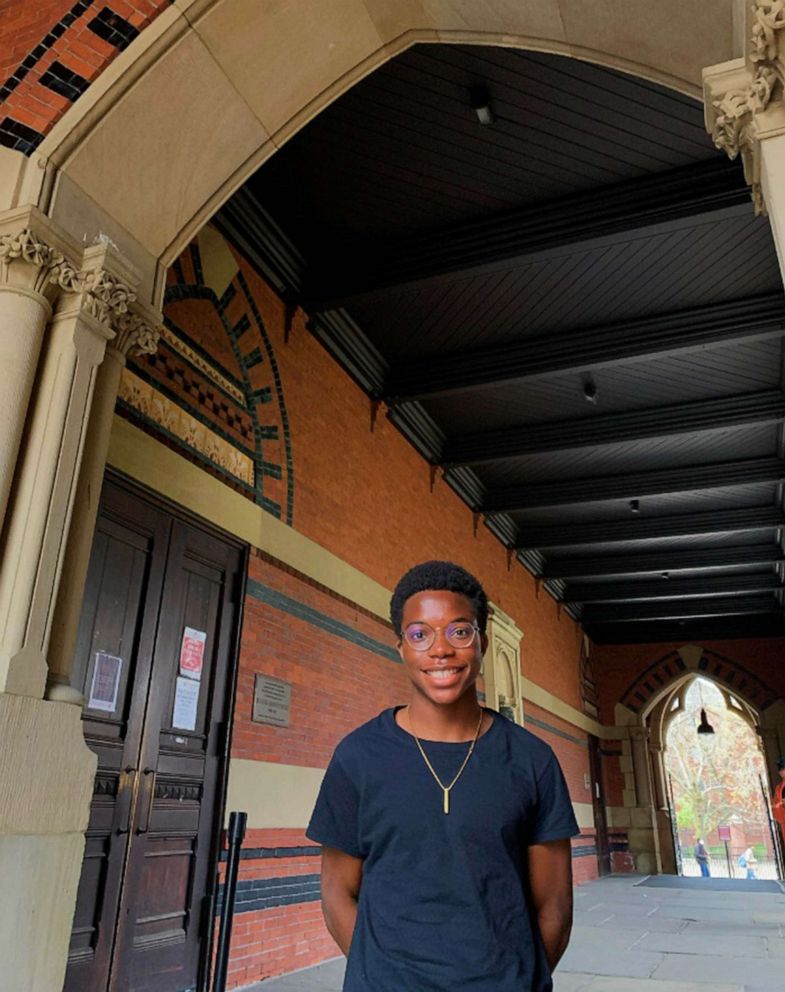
[252,673,291,727]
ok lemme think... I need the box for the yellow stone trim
[107,416,390,616]
[108,419,622,737]
[118,370,254,485]
[225,758,325,829]
[521,676,621,740]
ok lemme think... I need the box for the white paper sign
[88,652,123,712]
[172,676,200,731]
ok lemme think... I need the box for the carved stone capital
[78,268,137,327]
[704,2,785,215]
[112,308,161,358]
[0,226,81,301]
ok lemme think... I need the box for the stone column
[627,725,661,873]
[704,3,785,267]
[0,208,149,992]
[46,302,160,703]
[0,243,139,698]
[0,208,81,532]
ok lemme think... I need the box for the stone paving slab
[558,945,665,978]
[652,953,785,986]
[251,875,785,991]
[635,930,766,957]
[566,980,743,992]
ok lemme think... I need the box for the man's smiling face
[398,589,487,706]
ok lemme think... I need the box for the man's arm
[319,846,364,956]
[527,838,574,972]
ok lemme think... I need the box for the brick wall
[0,0,169,152]
[120,231,598,986]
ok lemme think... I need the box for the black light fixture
[697,707,715,735]
[582,375,599,405]
[470,86,494,126]
[630,499,640,514]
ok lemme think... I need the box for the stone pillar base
[0,692,95,992]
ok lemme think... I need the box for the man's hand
[528,838,574,972]
[319,846,364,956]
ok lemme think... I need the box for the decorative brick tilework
[0,0,169,147]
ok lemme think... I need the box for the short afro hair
[390,560,488,635]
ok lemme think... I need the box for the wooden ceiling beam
[309,159,750,307]
[581,596,781,623]
[543,544,784,580]
[516,506,785,550]
[383,293,785,402]
[482,457,785,512]
[585,614,785,643]
[564,573,783,603]
[444,390,785,466]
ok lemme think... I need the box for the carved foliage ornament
[0,228,80,294]
[710,2,785,214]
[80,268,136,326]
[113,311,161,358]
[751,0,785,63]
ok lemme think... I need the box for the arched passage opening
[661,675,776,879]
[633,652,785,880]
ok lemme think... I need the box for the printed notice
[172,676,200,731]
[179,627,206,681]
[88,652,123,712]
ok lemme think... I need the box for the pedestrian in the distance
[694,838,710,877]
[307,560,580,992]
[738,847,758,880]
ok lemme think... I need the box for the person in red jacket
[773,758,785,842]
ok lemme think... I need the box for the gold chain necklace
[407,707,484,814]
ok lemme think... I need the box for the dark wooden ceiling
[218,43,785,644]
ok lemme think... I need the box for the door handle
[136,767,157,834]
[115,767,136,836]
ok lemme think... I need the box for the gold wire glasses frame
[401,622,480,651]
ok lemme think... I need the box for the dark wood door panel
[67,477,245,992]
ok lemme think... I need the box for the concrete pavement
[250,875,785,991]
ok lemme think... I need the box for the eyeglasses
[401,621,479,652]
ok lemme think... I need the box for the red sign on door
[179,627,206,680]
[717,825,731,841]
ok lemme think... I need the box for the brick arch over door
[2,0,741,280]
[620,648,779,716]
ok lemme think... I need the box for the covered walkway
[256,875,785,992]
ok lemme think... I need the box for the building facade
[3,2,785,990]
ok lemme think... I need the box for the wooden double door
[65,477,245,992]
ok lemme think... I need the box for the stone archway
[613,645,785,875]
[1,0,743,307]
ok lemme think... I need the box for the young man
[306,561,579,992]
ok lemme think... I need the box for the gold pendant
[444,788,449,814]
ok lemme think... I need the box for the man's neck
[403,693,485,742]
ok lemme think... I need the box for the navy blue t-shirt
[306,705,580,992]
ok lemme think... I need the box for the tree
[665,678,767,840]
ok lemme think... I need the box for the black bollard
[213,810,247,992]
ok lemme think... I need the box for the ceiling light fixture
[582,375,599,404]
[630,499,640,514]
[470,86,494,126]
[697,707,715,735]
